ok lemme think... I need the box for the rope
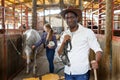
[9,38,21,55]
[6,30,21,55]
[56,66,64,74]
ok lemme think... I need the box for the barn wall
[0,34,25,80]
[92,35,120,80]
[89,35,107,80]
[96,35,110,80]
[112,37,120,80]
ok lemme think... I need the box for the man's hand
[63,35,71,43]
[91,60,98,69]
[57,35,71,55]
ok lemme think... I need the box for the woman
[32,23,57,73]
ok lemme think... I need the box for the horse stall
[0,34,25,80]
[89,35,120,80]
[112,37,120,80]
[89,35,106,80]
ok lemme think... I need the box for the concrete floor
[13,46,64,80]
[13,43,95,80]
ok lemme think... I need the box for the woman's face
[44,26,48,32]
[44,26,50,32]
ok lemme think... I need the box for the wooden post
[91,1,93,30]
[104,0,113,80]
[32,0,37,29]
[21,3,22,27]
[79,0,83,24]
[60,0,64,31]
[43,0,46,24]
[49,8,51,24]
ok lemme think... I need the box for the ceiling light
[83,1,88,5]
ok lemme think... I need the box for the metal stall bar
[13,0,15,30]
[21,1,22,27]
[113,0,120,36]
[98,0,102,34]
[98,0,106,34]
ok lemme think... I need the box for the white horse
[22,29,41,74]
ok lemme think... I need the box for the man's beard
[69,25,76,29]
[69,23,77,29]
[67,21,77,29]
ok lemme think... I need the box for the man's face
[64,12,78,29]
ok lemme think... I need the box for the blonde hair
[44,23,53,41]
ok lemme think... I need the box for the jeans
[65,70,90,80]
[46,48,55,73]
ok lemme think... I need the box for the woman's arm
[32,33,46,48]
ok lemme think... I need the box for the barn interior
[0,0,120,80]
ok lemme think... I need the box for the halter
[60,40,72,66]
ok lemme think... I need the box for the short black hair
[64,11,78,18]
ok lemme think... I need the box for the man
[57,6,102,80]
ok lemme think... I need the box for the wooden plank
[104,0,113,79]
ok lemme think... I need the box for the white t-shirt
[60,24,102,75]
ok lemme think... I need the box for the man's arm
[95,51,102,62]
[58,41,65,55]
[91,51,102,69]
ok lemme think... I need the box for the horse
[22,29,41,74]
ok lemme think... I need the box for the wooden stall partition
[96,35,109,80]
[0,34,25,80]
[6,34,25,79]
[89,35,106,80]
[112,37,120,80]
[89,35,111,80]
[0,34,4,80]
[90,35,120,80]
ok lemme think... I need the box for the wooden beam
[43,0,45,24]
[37,4,59,8]
[104,0,113,79]
[37,3,80,9]
[32,0,37,29]
[14,1,32,5]
[5,0,14,4]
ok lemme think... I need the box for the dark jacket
[34,32,57,49]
